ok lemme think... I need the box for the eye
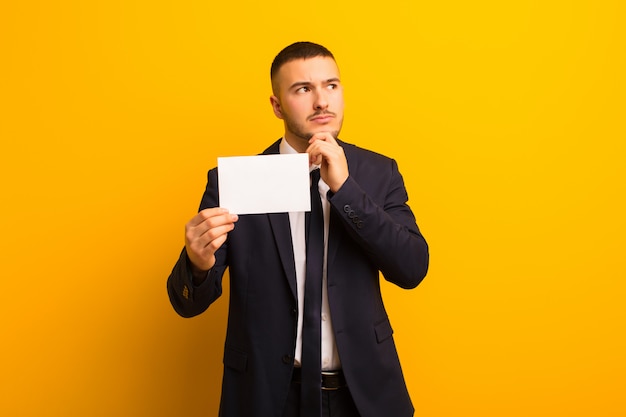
[296,86,310,93]
[327,83,338,90]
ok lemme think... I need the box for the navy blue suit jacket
[167,139,429,417]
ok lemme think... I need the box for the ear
[269,95,284,120]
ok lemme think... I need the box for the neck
[283,132,310,153]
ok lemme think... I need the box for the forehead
[275,56,340,86]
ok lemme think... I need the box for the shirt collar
[279,137,320,172]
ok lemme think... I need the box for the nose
[313,89,329,110]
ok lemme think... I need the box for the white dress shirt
[280,138,341,371]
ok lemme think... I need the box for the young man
[167,42,429,417]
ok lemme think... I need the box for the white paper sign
[217,154,311,215]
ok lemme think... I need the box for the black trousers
[282,380,361,417]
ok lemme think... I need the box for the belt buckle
[321,370,343,391]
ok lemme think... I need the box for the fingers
[187,207,236,227]
[307,132,336,164]
[309,132,338,144]
[185,208,238,271]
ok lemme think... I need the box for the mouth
[309,113,335,123]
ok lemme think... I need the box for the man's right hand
[185,208,238,277]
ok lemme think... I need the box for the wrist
[187,258,211,286]
[191,266,210,286]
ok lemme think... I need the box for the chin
[311,128,340,138]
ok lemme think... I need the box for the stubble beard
[284,116,342,146]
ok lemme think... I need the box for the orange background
[1,1,625,416]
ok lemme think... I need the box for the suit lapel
[263,139,297,299]
[268,213,298,299]
[325,140,353,284]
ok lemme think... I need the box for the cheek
[284,99,308,118]
[332,96,345,113]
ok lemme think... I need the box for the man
[167,42,429,417]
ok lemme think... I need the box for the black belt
[291,367,347,391]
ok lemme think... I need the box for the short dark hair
[270,42,335,82]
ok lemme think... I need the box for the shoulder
[338,139,397,173]
[339,139,393,162]
[260,138,283,155]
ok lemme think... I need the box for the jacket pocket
[374,318,394,344]
[223,347,248,372]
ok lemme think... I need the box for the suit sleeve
[327,158,429,289]
[166,168,229,318]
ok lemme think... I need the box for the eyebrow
[289,78,341,90]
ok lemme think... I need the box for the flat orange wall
[2,1,625,416]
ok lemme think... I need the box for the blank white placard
[217,153,311,215]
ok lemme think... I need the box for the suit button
[282,355,294,365]
[348,210,356,219]
[291,307,297,316]
[343,205,351,213]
